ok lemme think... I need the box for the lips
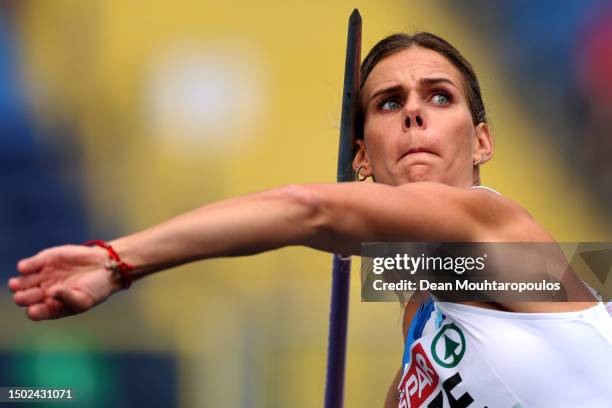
[399,147,436,161]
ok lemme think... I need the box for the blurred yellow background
[1,0,610,407]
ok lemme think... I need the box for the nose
[403,99,426,130]
[405,114,424,128]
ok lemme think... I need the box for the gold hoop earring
[356,165,368,181]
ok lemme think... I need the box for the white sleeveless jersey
[397,186,612,407]
[398,301,612,408]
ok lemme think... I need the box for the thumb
[47,286,94,313]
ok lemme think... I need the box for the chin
[403,165,437,183]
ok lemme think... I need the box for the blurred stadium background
[1,0,611,407]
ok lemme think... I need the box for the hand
[8,245,122,321]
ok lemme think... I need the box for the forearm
[108,185,346,279]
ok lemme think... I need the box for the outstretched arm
[107,182,516,274]
[8,181,534,321]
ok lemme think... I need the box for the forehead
[362,46,465,98]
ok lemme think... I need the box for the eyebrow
[368,77,457,102]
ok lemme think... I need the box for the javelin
[324,9,361,408]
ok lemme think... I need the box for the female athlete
[8,32,612,407]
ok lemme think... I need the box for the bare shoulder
[396,182,554,242]
[465,186,553,242]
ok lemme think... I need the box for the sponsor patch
[431,323,466,369]
[398,343,439,407]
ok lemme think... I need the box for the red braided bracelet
[82,240,134,289]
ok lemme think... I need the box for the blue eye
[431,92,451,105]
[379,99,402,111]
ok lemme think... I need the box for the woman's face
[355,46,491,187]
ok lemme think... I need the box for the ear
[472,123,493,166]
[352,139,373,177]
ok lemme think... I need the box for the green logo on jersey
[431,323,466,368]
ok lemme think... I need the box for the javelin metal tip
[350,9,361,22]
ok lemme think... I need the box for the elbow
[279,184,329,239]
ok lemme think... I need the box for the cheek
[437,110,475,155]
[363,118,388,157]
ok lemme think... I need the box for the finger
[7,278,18,292]
[26,302,71,321]
[45,297,72,317]
[44,297,64,308]
[17,253,46,274]
[8,274,42,292]
[48,287,94,313]
[13,287,44,307]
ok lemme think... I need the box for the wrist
[108,236,140,268]
[109,235,156,281]
[106,267,125,294]
[82,240,134,289]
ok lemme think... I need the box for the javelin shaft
[324,9,361,408]
[336,10,361,184]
